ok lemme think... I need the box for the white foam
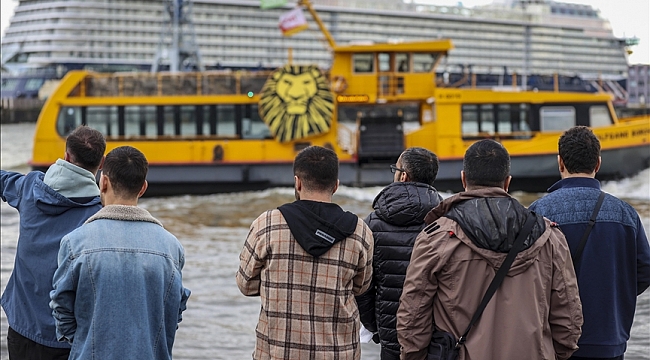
[602,168,650,200]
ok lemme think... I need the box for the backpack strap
[455,212,537,348]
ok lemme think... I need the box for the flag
[279,8,308,37]
[260,0,287,9]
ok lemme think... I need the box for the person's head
[99,146,148,205]
[558,126,601,177]
[393,147,439,186]
[462,139,511,190]
[293,146,339,201]
[64,125,106,175]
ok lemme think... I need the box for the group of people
[1,124,649,360]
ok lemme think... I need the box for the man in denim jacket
[49,146,190,360]
[1,125,105,360]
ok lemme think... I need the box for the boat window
[540,106,575,132]
[216,105,237,136]
[124,106,157,137]
[462,103,532,139]
[242,104,271,139]
[480,105,495,135]
[462,105,479,134]
[396,53,410,72]
[378,53,391,72]
[86,106,118,136]
[413,53,439,73]
[56,107,83,136]
[353,53,374,73]
[589,105,612,128]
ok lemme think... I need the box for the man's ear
[99,173,109,193]
[294,176,301,191]
[594,156,601,174]
[64,150,71,162]
[137,180,148,198]
[332,179,339,195]
[461,170,467,190]
[558,155,565,173]
[400,170,409,182]
[503,175,512,193]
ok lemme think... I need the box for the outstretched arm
[0,170,26,208]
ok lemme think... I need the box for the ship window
[413,53,438,73]
[396,53,410,72]
[56,107,83,136]
[242,104,271,139]
[86,106,118,137]
[124,106,157,137]
[462,105,479,134]
[1,79,19,91]
[24,79,44,91]
[378,53,391,72]
[589,105,612,128]
[540,106,575,132]
[480,105,495,135]
[353,53,374,73]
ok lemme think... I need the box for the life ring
[331,75,348,93]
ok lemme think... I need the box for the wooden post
[288,47,293,64]
[512,73,517,89]
[299,0,337,49]
[471,73,476,89]
[554,73,559,93]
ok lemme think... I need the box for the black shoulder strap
[455,212,537,348]
[572,191,606,270]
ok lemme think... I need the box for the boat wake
[602,168,650,200]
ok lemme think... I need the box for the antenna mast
[152,0,204,73]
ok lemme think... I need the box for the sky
[1,0,648,64]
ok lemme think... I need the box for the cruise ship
[1,0,632,100]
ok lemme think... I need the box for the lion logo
[259,65,334,143]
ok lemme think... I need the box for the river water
[1,123,649,359]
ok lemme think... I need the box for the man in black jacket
[356,147,443,360]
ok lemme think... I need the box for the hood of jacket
[372,181,442,226]
[43,159,100,198]
[278,200,358,257]
[425,187,546,253]
[33,172,101,215]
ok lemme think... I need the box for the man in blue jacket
[530,126,650,360]
[355,147,443,360]
[1,125,105,360]
[49,146,190,360]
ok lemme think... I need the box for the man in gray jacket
[397,139,583,360]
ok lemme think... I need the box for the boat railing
[69,71,274,98]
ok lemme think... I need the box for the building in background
[627,64,649,108]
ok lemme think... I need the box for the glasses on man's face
[390,164,406,174]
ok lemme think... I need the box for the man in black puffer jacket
[356,147,443,360]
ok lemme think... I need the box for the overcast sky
[1,0,648,64]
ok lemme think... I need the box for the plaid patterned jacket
[237,208,373,360]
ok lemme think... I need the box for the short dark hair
[66,125,106,172]
[463,139,510,187]
[401,147,439,186]
[293,146,338,192]
[102,146,148,198]
[559,126,600,174]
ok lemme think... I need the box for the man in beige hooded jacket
[397,139,583,360]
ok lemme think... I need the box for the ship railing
[70,71,274,98]
[337,122,357,155]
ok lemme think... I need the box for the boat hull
[59,143,643,197]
